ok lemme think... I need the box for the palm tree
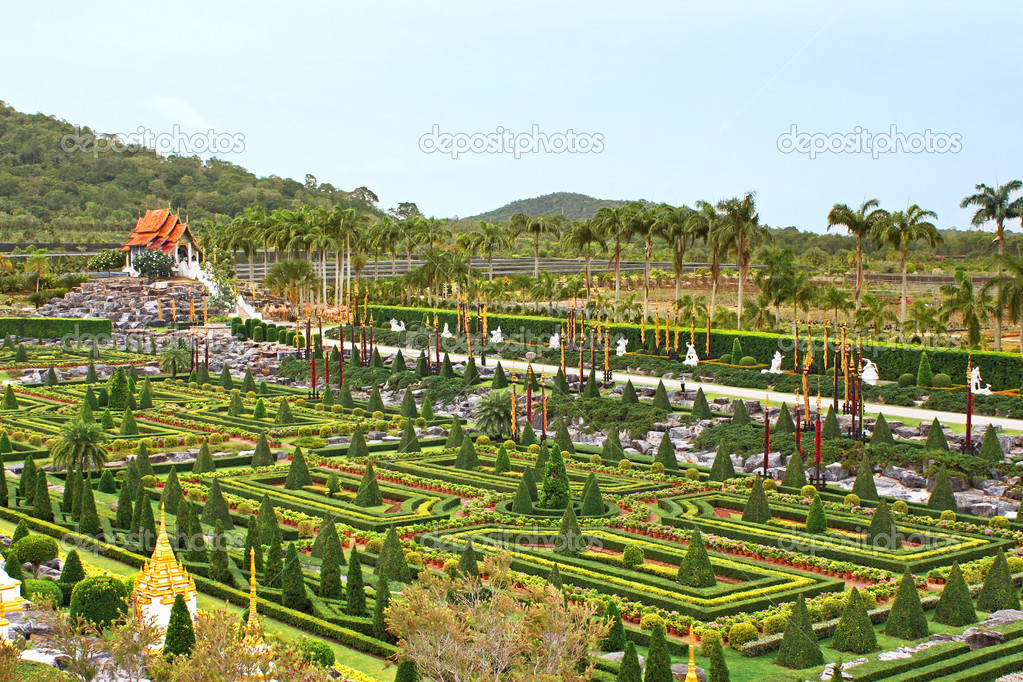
[827,199,888,308]
[509,213,563,277]
[902,299,945,338]
[819,285,852,323]
[473,390,512,439]
[717,192,770,329]
[476,221,509,280]
[455,231,485,280]
[696,201,728,321]
[50,419,109,473]
[939,269,992,349]
[159,345,190,380]
[960,180,1023,351]
[561,219,604,298]
[655,204,704,302]
[530,270,559,311]
[853,294,897,335]
[742,292,774,331]
[23,253,51,292]
[559,275,585,312]
[264,260,320,308]
[592,203,642,299]
[983,254,1023,354]
[622,204,658,317]
[871,205,942,323]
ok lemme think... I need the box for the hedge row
[0,317,113,339]
[364,305,1023,390]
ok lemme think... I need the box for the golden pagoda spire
[133,502,197,622]
[685,624,698,682]
[245,548,261,641]
[153,502,174,563]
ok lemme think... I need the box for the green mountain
[0,101,382,242]
[467,192,637,222]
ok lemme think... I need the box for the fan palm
[871,205,941,323]
[50,418,109,472]
[654,203,704,302]
[264,259,320,307]
[827,199,888,307]
[960,180,1023,351]
[23,253,51,292]
[939,269,992,349]
[159,345,190,380]
[473,390,512,439]
[983,254,1023,354]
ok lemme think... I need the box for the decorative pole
[541,374,548,442]
[204,329,209,368]
[526,364,534,425]
[589,328,595,368]
[604,325,611,383]
[510,370,518,443]
[814,391,823,490]
[685,624,699,682]
[763,394,771,477]
[560,329,566,375]
[842,325,849,413]
[832,345,840,413]
[705,313,711,358]
[794,321,800,370]
[338,345,344,389]
[857,335,865,440]
[578,329,584,390]
[795,392,802,455]
[310,355,317,400]
[171,299,177,330]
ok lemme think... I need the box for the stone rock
[670,664,705,681]
[979,609,1023,629]
[743,452,783,473]
[823,462,847,481]
[600,651,645,667]
[963,628,1004,650]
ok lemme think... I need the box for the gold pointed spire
[245,548,261,639]
[685,624,699,682]
[133,502,197,622]
[153,502,174,562]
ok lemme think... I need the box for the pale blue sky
[3,0,1021,232]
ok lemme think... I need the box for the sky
[2,0,1021,233]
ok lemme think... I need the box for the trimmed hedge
[0,317,112,340]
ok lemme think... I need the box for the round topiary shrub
[932,373,952,388]
[640,613,665,631]
[184,434,201,447]
[686,468,701,481]
[294,399,307,408]
[650,462,665,474]
[719,354,733,364]
[201,383,213,392]
[237,501,255,516]
[140,475,157,489]
[590,454,603,465]
[371,411,384,421]
[337,424,351,436]
[189,382,199,390]
[415,417,427,428]
[622,543,644,568]
[898,373,916,387]
[528,444,540,454]
[318,425,332,438]
[299,638,335,668]
[739,356,758,367]
[940,510,956,521]
[313,403,325,412]
[352,408,365,418]
[69,575,128,629]
[246,391,257,399]
[331,405,344,414]
[763,478,777,491]
[164,435,178,448]
[844,493,860,507]
[297,426,313,438]
[728,622,758,650]
[208,433,224,445]
[443,559,459,578]
[618,459,633,471]
[365,538,383,554]
[990,515,1010,529]
[24,578,63,606]
[762,613,787,636]
[374,420,389,431]
[405,552,424,567]
[297,520,315,538]
[801,485,818,500]
[476,435,491,447]
[28,434,42,446]
[892,500,909,515]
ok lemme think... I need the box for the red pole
[763,405,771,477]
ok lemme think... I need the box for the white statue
[615,337,628,356]
[388,318,406,332]
[861,358,879,385]
[490,326,503,344]
[549,332,560,350]
[761,351,784,374]
[683,342,700,367]
[441,323,453,339]
[971,366,993,395]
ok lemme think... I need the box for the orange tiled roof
[122,210,197,255]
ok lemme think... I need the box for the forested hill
[0,102,383,242]
[467,192,637,222]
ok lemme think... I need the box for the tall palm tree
[592,203,642,299]
[939,269,992,349]
[23,253,51,292]
[960,180,1023,351]
[983,255,1023,354]
[827,199,888,308]
[50,419,108,473]
[655,204,704,302]
[695,201,728,321]
[561,219,604,298]
[509,213,563,278]
[717,192,770,330]
[871,205,942,323]
[455,231,485,280]
[159,344,190,380]
[853,294,898,335]
[476,220,509,281]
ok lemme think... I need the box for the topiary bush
[728,622,758,650]
[622,543,644,568]
[898,373,916,387]
[738,356,758,366]
[69,575,128,629]
[932,373,952,388]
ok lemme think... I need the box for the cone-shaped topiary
[445,414,464,448]
[928,468,958,512]
[601,599,625,652]
[63,467,81,516]
[367,386,385,414]
[555,505,584,556]
[618,641,642,682]
[137,494,157,554]
[541,447,571,509]
[582,367,601,398]
[533,442,549,479]
[781,450,807,488]
[774,403,795,433]
[464,356,480,384]
[581,474,605,516]
[398,420,420,453]
[512,473,534,514]
[345,546,367,616]
[119,407,139,436]
[339,383,355,408]
[871,413,894,445]
[97,469,115,494]
[45,365,58,386]
[33,473,54,522]
[20,455,37,504]
[399,388,418,419]
[547,563,562,590]
[732,399,750,426]
[106,367,129,411]
[917,351,933,388]
[933,563,977,626]
[162,593,195,659]
[806,494,828,534]
[208,520,232,585]
[263,523,282,587]
[866,498,901,550]
[354,462,384,507]
[976,549,1021,612]
[186,502,207,563]
[218,365,234,390]
[284,447,311,490]
[924,418,949,451]
[377,526,411,583]
[654,433,678,471]
[979,424,1005,463]
[192,442,215,474]
[519,420,536,447]
[251,432,274,468]
[601,429,624,462]
[243,516,263,574]
[691,387,712,420]
[705,633,729,682]
[256,494,277,545]
[741,476,771,524]
[822,408,841,440]
[57,549,85,605]
[114,479,133,530]
[851,458,879,501]
[652,381,671,410]
[491,362,508,389]
[645,624,673,681]
[201,478,233,530]
[832,588,878,654]
[86,362,98,384]
[455,437,479,470]
[101,407,115,430]
[678,529,716,587]
[622,380,638,404]
[373,571,393,643]
[319,539,343,599]
[456,538,479,578]
[274,397,295,424]
[242,369,257,394]
[554,419,575,455]
[885,568,929,640]
[494,444,511,473]
[161,467,183,515]
[282,542,312,610]
[1,385,17,410]
[253,398,267,420]
[709,446,736,482]
[0,430,11,454]
[139,380,154,410]
[776,593,823,668]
